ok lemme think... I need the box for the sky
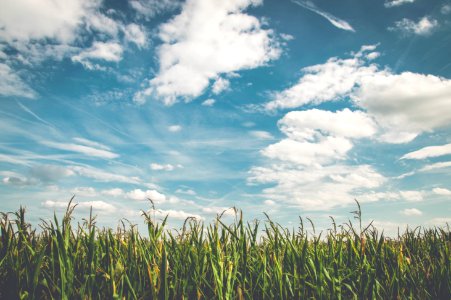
[1,0,451,234]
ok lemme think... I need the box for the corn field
[0,200,450,299]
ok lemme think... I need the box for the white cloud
[42,200,116,214]
[71,187,97,197]
[384,0,415,8]
[0,63,36,98]
[2,175,33,186]
[126,189,167,203]
[401,143,451,160]
[30,164,74,182]
[280,33,294,41]
[265,48,380,110]
[389,17,438,36]
[442,4,451,14]
[175,188,196,195]
[262,137,352,166]
[202,98,216,106]
[265,45,451,144]
[249,130,274,140]
[70,166,141,184]
[432,187,451,196]
[123,23,148,48]
[260,109,376,166]
[150,163,183,171]
[399,190,424,202]
[248,109,385,210]
[168,125,182,132]
[420,161,451,172]
[427,217,451,226]
[129,0,181,20]
[101,188,124,197]
[87,12,120,37]
[134,0,281,105]
[291,0,355,32]
[154,209,203,220]
[249,164,385,210]
[279,109,377,140]
[72,137,111,150]
[41,141,119,159]
[0,0,98,43]
[401,208,422,216]
[354,72,451,143]
[264,199,276,206]
[72,41,123,70]
[212,77,230,94]
[201,206,235,216]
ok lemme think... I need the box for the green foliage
[0,200,450,299]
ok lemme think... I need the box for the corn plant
[0,200,449,299]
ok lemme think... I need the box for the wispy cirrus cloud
[384,0,415,8]
[401,143,451,160]
[69,166,141,184]
[41,141,119,159]
[291,0,355,32]
[0,64,36,98]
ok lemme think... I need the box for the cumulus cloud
[401,143,451,160]
[401,208,422,216]
[265,45,451,144]
[248,109,385,210]
[0,63,36,98]
[399,190,424,202]
[261,109,376,166]
[153,209,203,220]
[354,72,451,143]
[265,47,380,110]
[384,0,415,8]
[0,0,97,43]
[42,200,116,214]
[432,187,451,196]
[202,98,216,106]
[202,206,235,216]
[72,41,123,70]
[211,77,230,94]
[101,188,124,197]
[249,130,274,140]
[0,0,125,67]
[168,125,182,132]
[389,17,438,36]
[150,163,183,171]
[126,189,167,203]
[123,23,148,48]
[249,164,385,210]
[133,0,281,105]
[291,0,355,32]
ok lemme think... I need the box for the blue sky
[1,0,451,234]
